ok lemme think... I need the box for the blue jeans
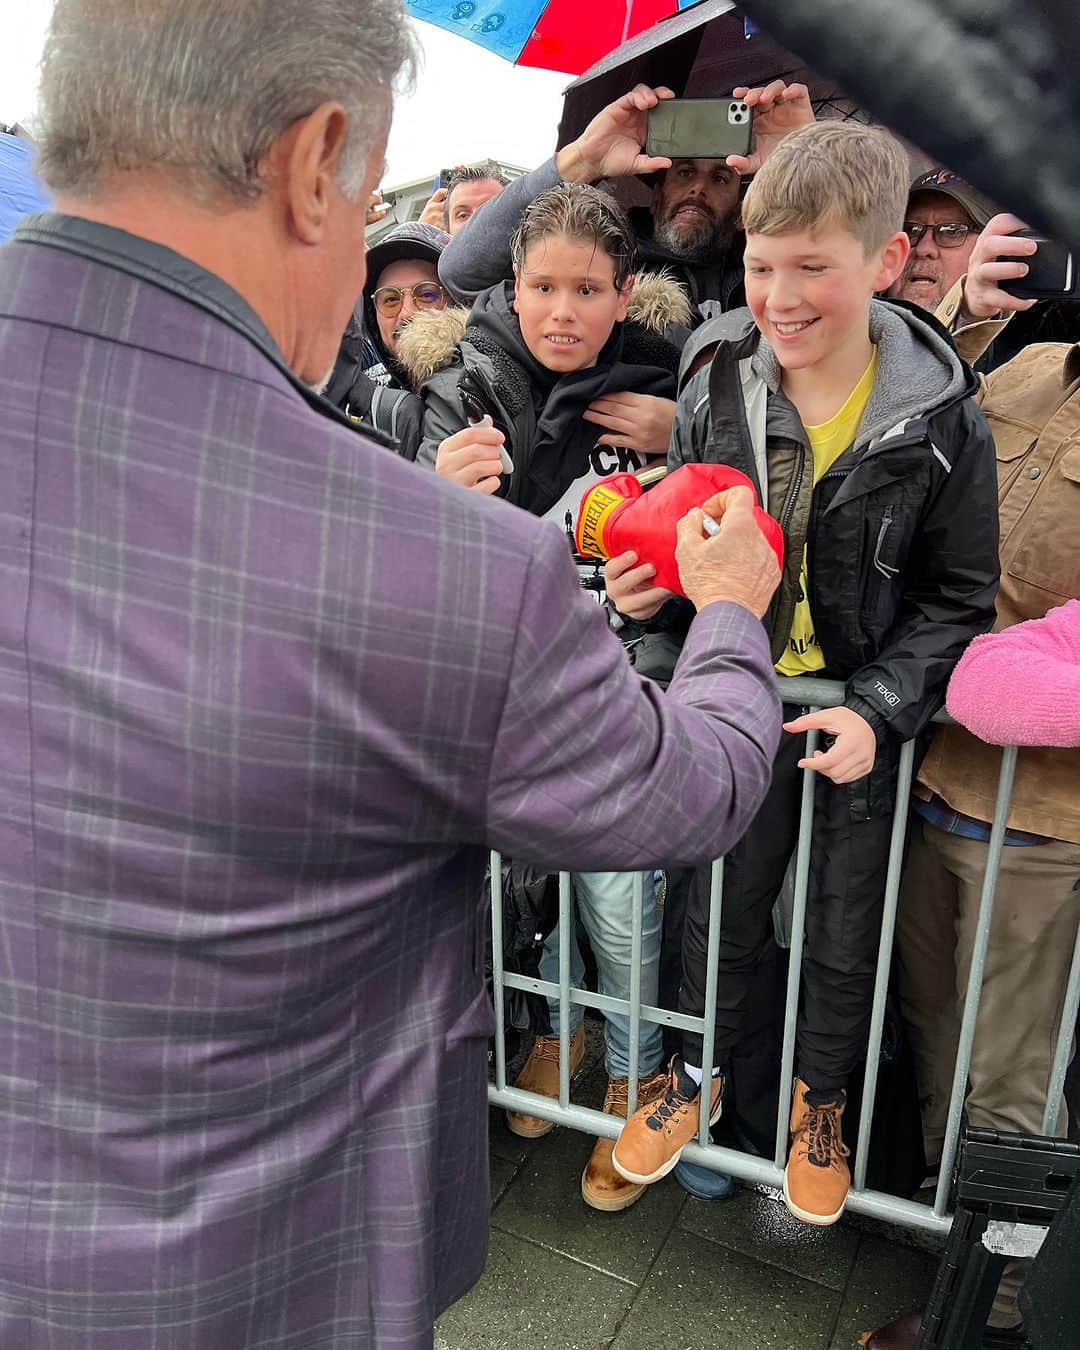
[539,870,663,1080]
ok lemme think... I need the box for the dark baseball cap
[364,221,450,294]
[907,168,996,229]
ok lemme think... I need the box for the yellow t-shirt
[776,349,878,677]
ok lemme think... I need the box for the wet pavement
[437,1022,942,1350]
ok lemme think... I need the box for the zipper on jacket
[778,443,808,535]
[873,506,899,580]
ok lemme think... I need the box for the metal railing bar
[698,856,725,1144]
[489,851,507,1093]
[933,744,1018,1217]
[500,976,707,1033]
[1041,909,1080,1136]
[488,1083,950,1237]
[558,870,572,1110]
[775,725,819,1166]
[627,870,644,1115]
[853,738,915,1191]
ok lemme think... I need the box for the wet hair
[510,182,636,289]
[741,120,910,256]
[443,161,510,225]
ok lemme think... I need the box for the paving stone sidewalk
[437,1028,941,1350]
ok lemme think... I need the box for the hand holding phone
[961,213,1040,318]
[646,97,753,162]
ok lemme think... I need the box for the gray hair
[37,0,418,202]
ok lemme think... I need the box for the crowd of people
[1,2,1078,1348]
[331,73,1080,1348]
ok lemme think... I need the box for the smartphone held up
[999,230,1079,301]
[646,96,754,162]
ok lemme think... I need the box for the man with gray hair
[0,2,784,1347]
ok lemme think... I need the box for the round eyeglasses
[372,282,447,317]
[904,220,976,249]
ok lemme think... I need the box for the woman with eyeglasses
[324,221,457,459]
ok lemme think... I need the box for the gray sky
[0,7,570,187]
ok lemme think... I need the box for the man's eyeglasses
[372,282,447,317]
[903,220,977,249]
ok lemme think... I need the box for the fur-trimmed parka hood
[396,268,691,389]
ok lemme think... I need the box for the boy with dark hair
[610,120,1001,1226]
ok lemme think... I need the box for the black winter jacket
[668,300,1000,759]
[404,276,686,517]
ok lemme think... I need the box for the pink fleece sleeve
[945,600,1080,746]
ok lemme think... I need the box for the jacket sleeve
[935,279,1013,369]
[846,400,1001,741]
[666,367,712,472]
[945,600,1080,747]
[486,522,782,870]
[414,369,468,472]
[438,158,563,302]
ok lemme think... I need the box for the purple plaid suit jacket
[0,218,781,1349]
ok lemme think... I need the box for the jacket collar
[1065,344,1080,389]
[11,212,396,446]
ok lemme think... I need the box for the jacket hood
[697,298,976,450]
[395,270,689,389]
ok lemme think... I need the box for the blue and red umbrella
[405,0,705,75]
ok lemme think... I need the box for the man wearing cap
[325,220,454,457]
[888,167,994,313]
[891,168,1080,373]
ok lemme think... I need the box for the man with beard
[439,81,815,338]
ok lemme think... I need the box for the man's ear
[874,230,911,292]
[275,102,350,246]
[512,270,522,314]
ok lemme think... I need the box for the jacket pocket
[1006,442,1080,600]
[872,506,900,581]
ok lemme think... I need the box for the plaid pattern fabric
[0,231,781,1348]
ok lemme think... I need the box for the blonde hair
[741,121,909,255]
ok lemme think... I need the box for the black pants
[680,710,894,1094]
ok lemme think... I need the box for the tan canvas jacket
[918,288,1080,841]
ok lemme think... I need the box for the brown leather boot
[506,1026,586,1138]
[858,1310,923,1348]
[582,1067,668,1212]
[783,1077,851,1226]
[612,1056,723,1184]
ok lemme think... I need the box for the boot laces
[530,1034,564,1065]
[803,1101,851,1169]
[645,1080,695,1133]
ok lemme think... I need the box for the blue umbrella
[0,132,52,243]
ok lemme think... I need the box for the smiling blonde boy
[609,120,1000,1225]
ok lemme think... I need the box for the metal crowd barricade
[487,674,1080,1238]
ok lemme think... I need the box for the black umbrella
[556,0,858,151]
[736,0,1080,245]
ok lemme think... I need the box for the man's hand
[782,707,877,784]
[555,84,675,184]
[582,393,676,456]
[604,551,674,620]
[961,212,1039,319]
[418,187,449,230]
[675,486,781,619]
[725,81,815,177]
[435,420,506,494]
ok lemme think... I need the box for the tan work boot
[611,1056,723,1185]
[506,1026,586,1138]
[783,1077,851,1226]
[582,1066,668,1211]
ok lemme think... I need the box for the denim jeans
[538,870,663,1080]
